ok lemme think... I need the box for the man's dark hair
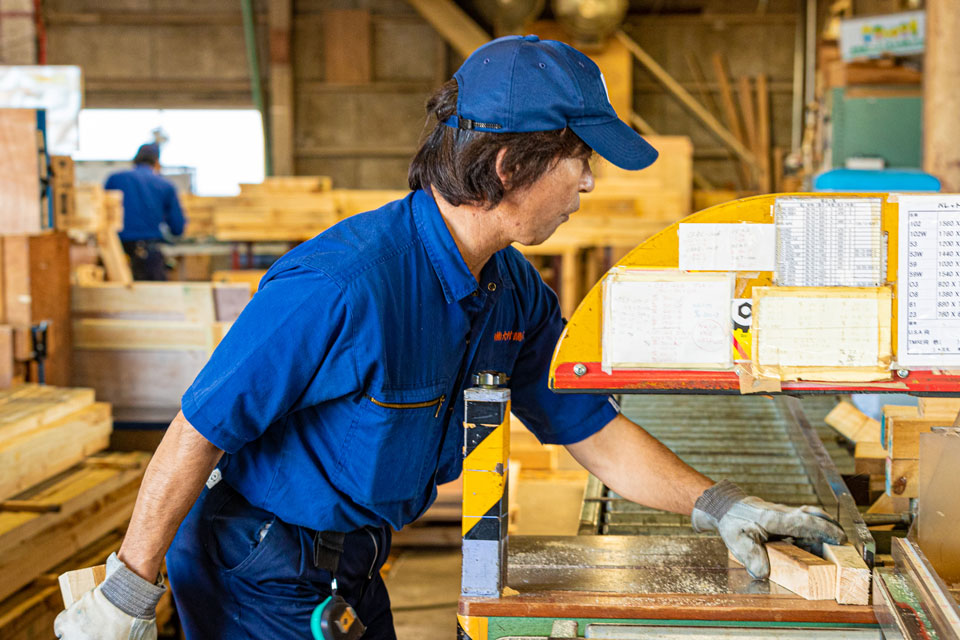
[133,143,160,166]
[408,80,592,208]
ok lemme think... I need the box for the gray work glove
[691,480,846,580]
[54,552,164,640]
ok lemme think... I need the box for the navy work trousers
[122,240,167,281]
[167,481,396,639]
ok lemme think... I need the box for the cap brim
[570,118,659,170]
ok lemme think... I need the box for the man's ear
[494,147,510,189]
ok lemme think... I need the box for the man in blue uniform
[105,143,186,281]
[56,36,843,640]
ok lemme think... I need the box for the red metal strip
[553,362,960,394]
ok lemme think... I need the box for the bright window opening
[75,109,265,196]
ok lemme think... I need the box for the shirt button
[471,290,479,297]
[487,282,497,292]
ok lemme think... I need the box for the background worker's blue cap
[445,35,658,171]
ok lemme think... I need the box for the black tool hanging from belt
[310,531,366,640]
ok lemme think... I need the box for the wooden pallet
[0,384,112,502]
[0,451,149,603]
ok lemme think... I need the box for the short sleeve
[181,265,357,452]
[508,262,618,445]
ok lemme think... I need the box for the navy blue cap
[445,35,658,171]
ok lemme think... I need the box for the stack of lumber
[0,526,175,639]
[883,400,960,499]
[74,184,131,285]
[71,282,252,419]
[70,184,124,238]
[211,177,338,242]
[0,452,152,634]
[0,232,72,388]
[0,385,112,501]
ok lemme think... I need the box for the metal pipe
[240,0,272,176]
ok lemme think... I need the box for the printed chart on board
[898,194,960,367]
[774,197,884,287]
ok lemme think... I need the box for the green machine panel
[830,87,923,169]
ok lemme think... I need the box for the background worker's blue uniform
[104,165,186,280]
[166,189,619,639]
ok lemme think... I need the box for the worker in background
[56,36,844,640]
[105,142,186,281]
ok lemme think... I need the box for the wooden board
[1,233,73,386]
[72,349,209,413]
[0,110,42,236]
[822,543,870,605]
[826,400,881,443]
[766,541,837,600]
[59,564,106,608]
[0,452,149,602]
[0,326,11,390]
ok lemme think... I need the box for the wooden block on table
[887,415,953,459]
[854,441,886,475]
[822,543,870,605]
[766,541,837,600]
[59,564,106,608]
[918,397,960,420]
[885,458,918,498]
[212,269,268,295]
[825,400,881,443]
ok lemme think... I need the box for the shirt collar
[414,189,509,304]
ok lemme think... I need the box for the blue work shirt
[182,189,617,533]
[104,165,186,241]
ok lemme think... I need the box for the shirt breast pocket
[336,384,447,506]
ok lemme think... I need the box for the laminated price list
[899,195,960,365]
[774,197,883,287]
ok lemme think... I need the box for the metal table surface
[460,395,876,627]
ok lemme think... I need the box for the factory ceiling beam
[402,0,489,59]
[268,0,294,176]
[616,30,758,171]
[44,12,264,26]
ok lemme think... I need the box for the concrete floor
[387,550,461,639]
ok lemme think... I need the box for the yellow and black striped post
[460,370,510,598]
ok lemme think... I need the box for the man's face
[498,155,595,246]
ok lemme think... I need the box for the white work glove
[54,552,164,640]
[691,479,846,580]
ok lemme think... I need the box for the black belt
[312,530,346,573]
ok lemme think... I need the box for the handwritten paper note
[678,223,776,271]
[752,286,892,382]
[896,195,960,367]
[602,270,733,371]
